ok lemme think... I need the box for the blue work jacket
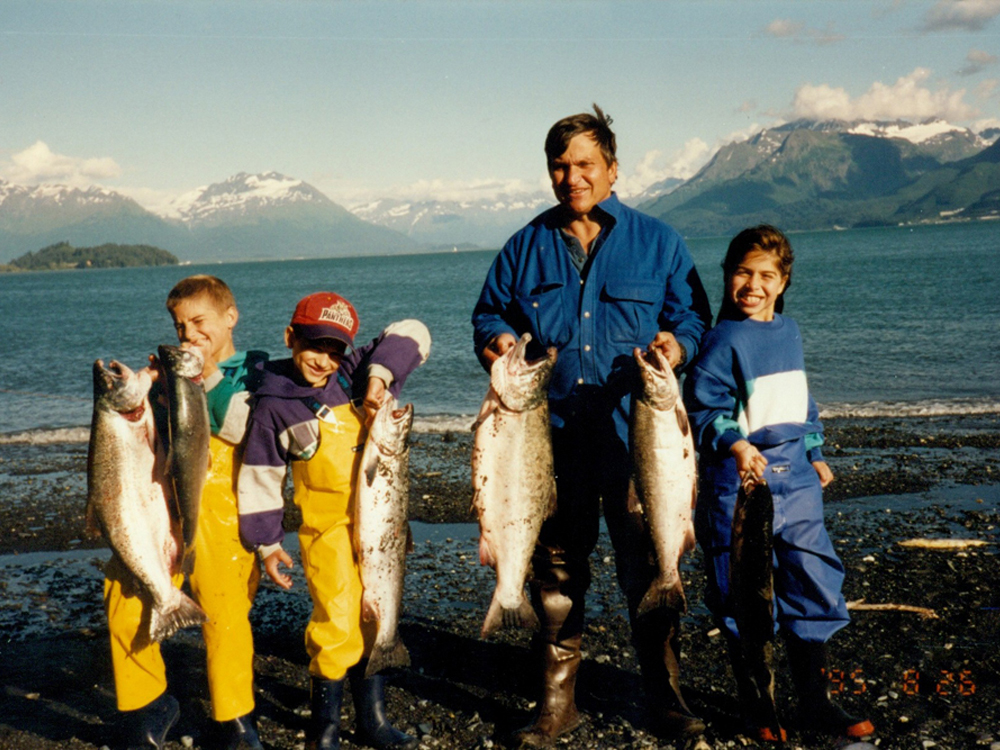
[472,193,711,440]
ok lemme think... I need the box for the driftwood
[846,598,938,619]
[897,538,988,550]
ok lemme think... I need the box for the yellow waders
[292,403,376,680]
[105,436,261,720]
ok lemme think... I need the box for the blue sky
[2,0,998,211]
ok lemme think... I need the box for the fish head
[492,333,557,412]
[369,398,414,456]
[157,344,205,380]
[633,347,679,410]
[92,359,152,414]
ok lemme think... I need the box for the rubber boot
[217,712,266,750]
[512,549,585,748]
[308,677,345,750]
[784,632,874,739]
[120,692,179,750]
[724,633,786,743]
[632,608,706,740]
[348,663,418,750]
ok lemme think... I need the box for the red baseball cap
[290,292,359,349]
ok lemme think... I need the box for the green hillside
[1,242,178,272]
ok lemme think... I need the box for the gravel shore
[1,413,999,749]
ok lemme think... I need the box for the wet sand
[1,413,999,749]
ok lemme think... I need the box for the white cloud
[791,68,977,122]
[329,175,552,207]
[921,0,1000,32]
[762,18,844,44]
[614,139,711,199]
[958,48,999,76]
[1,141,121,186]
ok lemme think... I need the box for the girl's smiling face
[726,250,788,322]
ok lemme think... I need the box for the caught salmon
[472,333,557,638]
[86,359,206,643]
[355,398,414,677]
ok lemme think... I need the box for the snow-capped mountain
[349,192,555,249]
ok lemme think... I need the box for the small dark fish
[730,475,783,741]
[157,345,210,574]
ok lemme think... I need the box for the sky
[1,0,999,213]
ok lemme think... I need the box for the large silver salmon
[730,475,782,741]
[86,359,206,643]
[472,333,557,638]
[630,347,697,616]
[355,398,414,678]
[157,344,210,573]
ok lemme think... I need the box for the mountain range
[0,119,996,264]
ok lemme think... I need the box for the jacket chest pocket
[514,283,572,349]
[600,280,662,345]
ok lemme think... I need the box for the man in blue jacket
[472,105,712,746]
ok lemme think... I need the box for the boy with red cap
[238,292,430,750]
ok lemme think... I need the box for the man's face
[548,133,617,218]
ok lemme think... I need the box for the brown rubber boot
[633,608,706,740]
[512,634,584,748]
[512,546,587,748]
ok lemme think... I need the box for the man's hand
[648,332,685,370]
[363,377,388,427]
[263,548,295,590]
[731,439,767,482]
[481,333,517,369]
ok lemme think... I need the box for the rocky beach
[1,413,999,750]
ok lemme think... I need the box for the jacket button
[584,345,591,352]
[583,311,591,318]
[532,301,539,308]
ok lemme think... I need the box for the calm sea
[1,221,998,441]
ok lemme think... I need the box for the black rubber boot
[308,677,345,750]
[121,692,179,750]
[349,665,418,750]
[784,632,874,739]
[218,712,265,750]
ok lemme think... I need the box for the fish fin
[366,639,411,678]
[626,478,643,516]
[636,576,687,617]
[545,482,557,519]
[149,592,207,643]
[180,546,196,576]
[405,522,414,554]
[471,386,501,432]
[84,503,103,539]
[363,453,380,487]
[481,592,539,638]
[361,592,380,623]
[478,534,496,568]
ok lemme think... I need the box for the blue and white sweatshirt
[684,314,824,463]
[237,320,431,555]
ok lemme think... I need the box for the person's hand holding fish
[731,439,767,482]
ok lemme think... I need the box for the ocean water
[1,220,998,442]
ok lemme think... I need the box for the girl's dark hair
[544,103,617,168]
[718,224,794,322]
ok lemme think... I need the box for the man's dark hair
[544,103,617,167]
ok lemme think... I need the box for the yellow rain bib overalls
[105,435,261,720]
[292,401,376,680]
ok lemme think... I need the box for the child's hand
[363,377,388,427]
[812,460,834,488]
[263,548,295,590]
[731,439,767,481]
[481,333,517,369]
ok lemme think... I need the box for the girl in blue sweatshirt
[685,225,872,741]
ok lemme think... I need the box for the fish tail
[180,546,196,576]
[149,592,207,643]
[481,592,539,638]
[636,576,687,617]
[365,639,411,678]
